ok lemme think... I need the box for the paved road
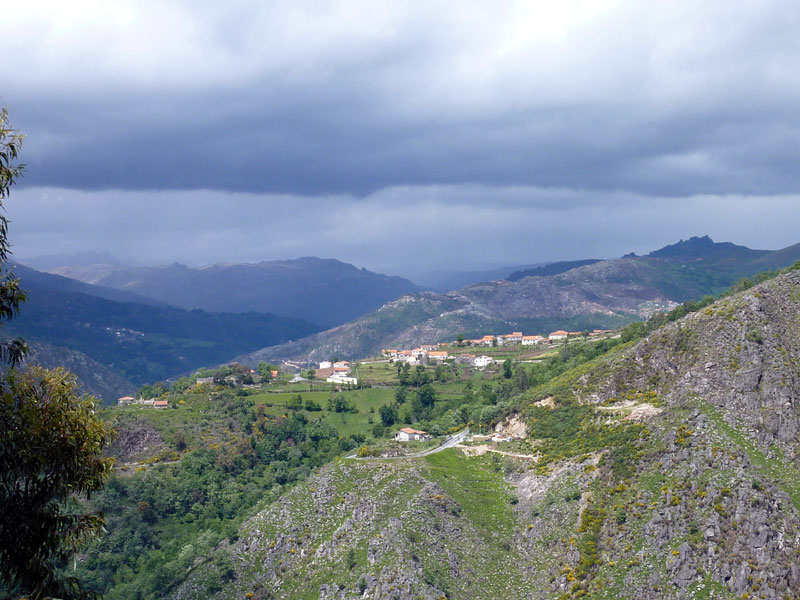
[347,428,470,460]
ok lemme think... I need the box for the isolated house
[394,427,430,442]
[153,400,169,409]
[118,396,135,406]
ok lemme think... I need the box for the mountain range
[43,256,423,328]
[236,236,800,365]
[15,236,800,398]
[4,264,320,399]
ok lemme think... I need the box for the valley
[64,261,800,599]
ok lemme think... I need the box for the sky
[3,0,800,278]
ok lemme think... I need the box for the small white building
[472,355,492,368]
[548,330,568,340]
[118,396,135,406]
[394,427,430,441]
[427,350,448,362]
[411,348,428,359]
[521,335,543,346]
[327,375,358,385]
[319,360,332,369]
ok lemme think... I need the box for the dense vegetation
[6,285,320,389]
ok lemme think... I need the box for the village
[378,328,615,368]
[118,327,618,410]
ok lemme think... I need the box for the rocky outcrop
[22,341,135,404]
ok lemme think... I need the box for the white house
[521,335,543,346]
[473,355,492,368]
[411,348,428,358]
[327,375,358,385]
[427,350,448,362]
[394,427,430,441]
[504,331,523,344]
[333,361,351,374]
[319,360,332,369]
[548,330,568,340]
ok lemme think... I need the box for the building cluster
[380,329,614,368]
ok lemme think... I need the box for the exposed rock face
[576,269,800,463]
[108,418,167,462]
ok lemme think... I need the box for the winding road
[346,428,470,460]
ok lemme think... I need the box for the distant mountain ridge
[46,257,422,328]
[5,264,321,399]
[411,263,546,291]
[507,259,603,281]
[647,234,767,262]
[9,262,166,307]
[236,237,800,365]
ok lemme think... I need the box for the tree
[394,386,407,404]
[0,110,114,599]
[287,394,303,410]
[502,358,513,379]
[379,404,396,427]
[0,108,26,366]
[417,383,437,408]
[0,367,115,599]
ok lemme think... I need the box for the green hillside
[63,263,800,599]
[6,282,321,392]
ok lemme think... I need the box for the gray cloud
[3,1,800,196]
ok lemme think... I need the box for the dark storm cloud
[5,1,800,196]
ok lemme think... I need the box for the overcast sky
[3,1,800,277]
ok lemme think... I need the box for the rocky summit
[169,269,800,599]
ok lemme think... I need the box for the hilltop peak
[648,235,765,262]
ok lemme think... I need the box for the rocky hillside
[176,268,800,599]
[22,341,136,403]
[46,257,422,328]
[237,237,800,365]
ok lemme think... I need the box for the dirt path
[456,444,539,460]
